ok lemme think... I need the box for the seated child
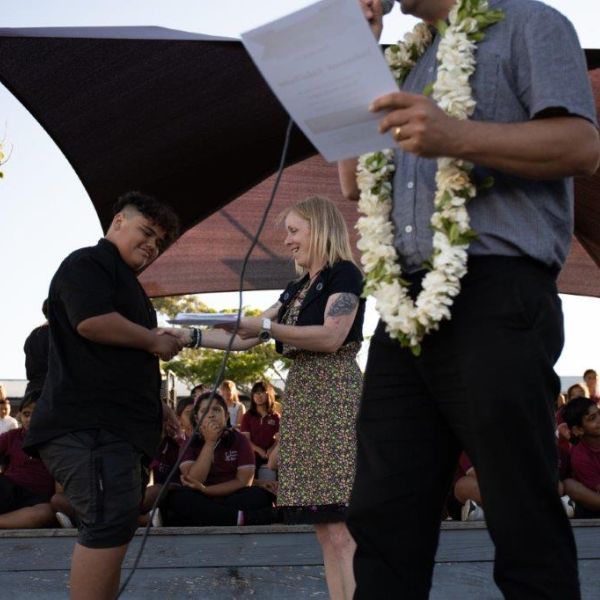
[176,396,195,440]
[164,392,275,526]
[0,387,19,435]
[0,393,56,528]
[562,397,600,518]
[141,428,184,526]
[240,381,280,482]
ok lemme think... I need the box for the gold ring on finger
[393,126,402,140]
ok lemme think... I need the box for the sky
[0,0,598,381]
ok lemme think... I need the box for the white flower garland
[356,0,503,354]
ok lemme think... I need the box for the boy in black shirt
[25,191,182,600]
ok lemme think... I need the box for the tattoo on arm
[326,293,359,318]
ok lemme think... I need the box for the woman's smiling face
[284,211,311,270]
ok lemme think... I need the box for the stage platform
[1,521,598,598]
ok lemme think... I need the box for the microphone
[381,0,395,14]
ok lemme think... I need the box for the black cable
[117,117,295,597]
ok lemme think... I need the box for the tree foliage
[152,295,289,391]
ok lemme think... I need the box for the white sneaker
[151,508,163,527]
[55,512,74,528]
[461,499,485,522]
[561,495,575,518]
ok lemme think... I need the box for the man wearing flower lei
[339,0,600,597]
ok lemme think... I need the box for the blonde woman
[175,196,365,600]
[219,380,245,430]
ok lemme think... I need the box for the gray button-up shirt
[392,0,597,272]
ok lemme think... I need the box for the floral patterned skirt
[277,343,362,524]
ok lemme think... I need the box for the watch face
[259,330,271,342]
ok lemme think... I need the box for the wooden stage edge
[1,521,598,599]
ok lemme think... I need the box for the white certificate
[167,313,239,326]
[241,0,398,162]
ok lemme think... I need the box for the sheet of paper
[241,0,398,162]
[167,312,239,326]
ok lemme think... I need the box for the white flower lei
[356,0,504,355]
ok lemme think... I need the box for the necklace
[356,0,503,355]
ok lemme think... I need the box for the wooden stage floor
[1,521,598,598]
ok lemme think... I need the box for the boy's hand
[149,329,182,360]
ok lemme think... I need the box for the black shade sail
[1,27,598,297]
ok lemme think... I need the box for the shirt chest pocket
[470,53,500,121]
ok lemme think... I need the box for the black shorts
[0,475,48,513]
[39,429,148,549]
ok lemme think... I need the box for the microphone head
[381,0,396,14]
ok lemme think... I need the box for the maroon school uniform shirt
[240,411,280,452]
[570,439,600,492]
[0,429,54,498]
[181,429,255,485]
[149,435,182,485]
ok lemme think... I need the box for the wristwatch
[258,318,272,342]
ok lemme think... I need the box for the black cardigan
[275,260,365,354]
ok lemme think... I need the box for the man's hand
[360,0,384,40]
[148,330,182,360]
[372,91,462,158]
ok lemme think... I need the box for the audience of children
[162,392,274,526]
[3,370,600,530]
[0,393,56,528]
[0,385,19,435]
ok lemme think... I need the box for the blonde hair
[220,380,240,405]
[0,385,6,402]
[281,196,356,274]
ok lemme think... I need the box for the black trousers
[348,257,579,600]
[164,486,273,526]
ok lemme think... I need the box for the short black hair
[113,191,180,250]
[20,389,41,413]
[176,396,195,417]
[563,397,596,430]
[42,298,48,319]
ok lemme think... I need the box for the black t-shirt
[25,239,162,458]
[23,324,49,393]
[275,260,365,354]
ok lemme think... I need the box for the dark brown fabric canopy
[0,28,598,297]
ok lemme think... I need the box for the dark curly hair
[113,191,180,251]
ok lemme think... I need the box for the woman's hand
[219,317,263,340]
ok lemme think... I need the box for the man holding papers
[341,0,600,598]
